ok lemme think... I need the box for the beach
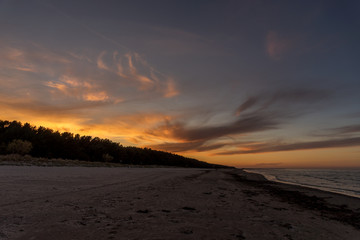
[0,166,359,240]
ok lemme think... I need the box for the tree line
[0,120,223,168]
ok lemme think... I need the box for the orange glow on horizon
[1,108,360,168]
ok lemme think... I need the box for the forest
[0,120,223,168]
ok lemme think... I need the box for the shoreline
[239,169,360,207]
[243,168,360,199]
[236,169,360,230]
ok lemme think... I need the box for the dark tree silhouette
[0,120,225,168]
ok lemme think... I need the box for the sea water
[244,168,360,198]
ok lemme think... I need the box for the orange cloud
[164,78,179,98]
[0,47,37,73]
[13,66,37,72]
[97,51,110,70]
[45,75,110,102]
[62,113,179,146]
[93,50,179,97]
[125,53,155,90]
[83,91,109,102]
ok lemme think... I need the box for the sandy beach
[0,166,359,240]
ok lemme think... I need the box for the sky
[1,0,360,168]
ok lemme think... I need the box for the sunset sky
[1,0,359,168]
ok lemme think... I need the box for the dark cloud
[148,88,332,153]
[149,141,204,153]
[234,88,331,119]
[148,112,279,142]
[197,143,229,152]
[328,125,360,134]
[215,137,360,155]
[235,97,258,115]
[146,109,282,153]
[311,124,360,137]
[149,141,228,153]
[177,114,278,141]
[271,89,330,103]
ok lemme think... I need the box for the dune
[0,166,359,239]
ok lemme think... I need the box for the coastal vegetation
[0,120,221,168]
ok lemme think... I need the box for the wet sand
[0,166,359,239]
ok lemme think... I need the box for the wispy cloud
[215,137,360,155]
[149,141,229,153]
[93,50,179,97]
[235,88,330,116]
[45,75,111,102]
[311,124,360,138]
[326,124,360,135]
[147,88,332,153]
[0,39,179,105]
[0,95,111,116]
[97,51,110,70]
[213,121,360,155]
[235,97,258,116]
[164,78,180,98]
[266,30,299,60]
[148,113,278,142]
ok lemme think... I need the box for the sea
[244,168,360,198]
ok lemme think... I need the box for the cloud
[327,124,360,135]
[97,51,109,70]
[148,112,278,142]
[145,110,280,153]
[13,66,38,73]
[236,88,330,116]
[266,31,297,60]
[83,91,109,102]
[45,75,110,102]
[125,53,154,89]
[149,141,205,152]
[163,78,179,98]
[271,89,330,102]
[91,112,176,140]
[0,96,111,116]
[0,38,337,157]
[0,44,70,75]
[311,124,360,138]
[215,137,360,155]
[67,51,93,63]
[0,40,179,118]
[0,38,182,147]
[93,50,179,97]
[147,88,332,153]
[235,97,258,115]
[150,141,229,153]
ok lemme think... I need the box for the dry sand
[0,166,359,240]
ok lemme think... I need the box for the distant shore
[1,166,359,239]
